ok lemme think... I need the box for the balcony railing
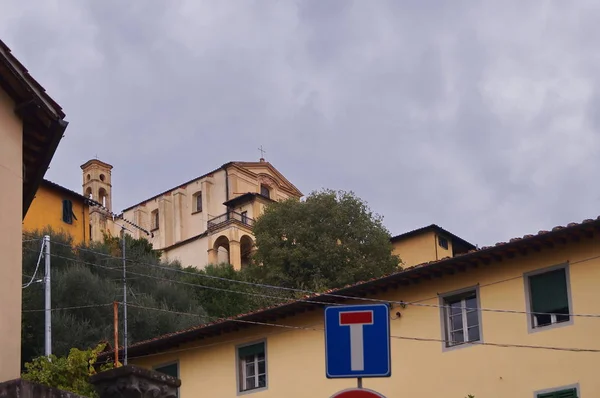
[207,210,255,232]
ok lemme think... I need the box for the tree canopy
[21,228,282,368]
[246,189,401,291]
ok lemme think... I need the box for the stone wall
[0,379,86,398]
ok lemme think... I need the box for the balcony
[207,210,255,232]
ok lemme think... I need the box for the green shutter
[155,363,178,378]
[537,388,577,398]
[557,388,577,398]
[529,268,569,313]
[239,342,264,358]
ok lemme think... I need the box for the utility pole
[121,227,128,365]
[113,301,119,367]
[43,234,51,358]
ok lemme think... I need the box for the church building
[81,157,303,270]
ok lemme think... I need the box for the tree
[246,189,401,291]
[21,343,111,398]
[21,228,206,367]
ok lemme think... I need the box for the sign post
[324,304,391,397]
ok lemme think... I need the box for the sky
[2,0,600,247]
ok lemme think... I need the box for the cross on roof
[258,145,266,159]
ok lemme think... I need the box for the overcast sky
[2,1,599,246]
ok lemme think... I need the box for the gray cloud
[2,0,600,246]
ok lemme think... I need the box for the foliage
[21,343,111,398]
[246,189,401,291]
[22,227,206,367]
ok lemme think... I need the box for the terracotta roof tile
[110,215,600,358]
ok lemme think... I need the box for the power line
[117,303,600,358]
[28,241,600,319]
[22,303,113,313]
[23,249,336,308]
[23,239,45,288]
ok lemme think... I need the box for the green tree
[21,343,111,398]
[21,229,205,367]
[246,189,401,291]
[180,263,287,318]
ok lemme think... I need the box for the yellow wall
[133,236,600,397]
[23,183,88,244]
[392,230,453,267]
[0,86,23,380]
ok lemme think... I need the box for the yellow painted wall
[392,230,454,267]
[133,236,600,397]
[23,183,89,244]
[0,86,23,380]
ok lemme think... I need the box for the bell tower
[81,159,114,242]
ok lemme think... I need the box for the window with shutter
[439,286,482,350]
[237,341,267,393]
[62,200,73,224]
[154,362,179,397]
[537,387,577,398]
[526,265,572,329]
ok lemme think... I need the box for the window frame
[62,199,74,225]
[438,285,483,352]
[151,209,160,231]
[193,191,203,213]
[438,235,449,250]
[534,383,579,398]
[260,184,270,199]
[235,339,268,395]
[523,263,574,334]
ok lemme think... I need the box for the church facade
[81,158,302,270]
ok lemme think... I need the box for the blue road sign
[324,303,391,378]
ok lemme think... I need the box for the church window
[260,184,270,199]
[193,192,202,213]
[151,209,159,230]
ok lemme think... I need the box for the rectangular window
[438,235,449,250]
[154,362,179,397]
[440,288,481,348]
[151,210,159,230]
[62,199,73,224]
[438,236,449,250]
[194,192,202,212]
[537,387,578,398]
[526,266,571,330]
[241,211,248,225]
[237,341,267,393]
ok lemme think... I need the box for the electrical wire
[23,249,339,308]
[23,239,45,289]
[27,243,600,319]
[22,303,113,313]
[116,303,600,358]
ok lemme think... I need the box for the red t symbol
[339,311,374,371]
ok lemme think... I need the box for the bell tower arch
[81,159,114,241]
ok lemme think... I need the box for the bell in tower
[81,159,114,242]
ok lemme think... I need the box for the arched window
[260,184,270,199]
[193,191,202,213]
[98,188,108,207]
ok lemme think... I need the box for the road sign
[324,304,391,378]
[330,388,387,398]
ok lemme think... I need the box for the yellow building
[84,157,303,270]
[0,39,67,381]
[23,179,92,244]
[114,217,598,398]
[390,224,476,267]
